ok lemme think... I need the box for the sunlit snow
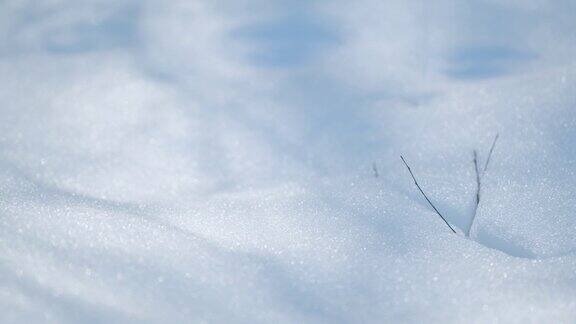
[1,0,575,323]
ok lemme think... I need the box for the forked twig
[400,155,456,233]
[468,133,499,237]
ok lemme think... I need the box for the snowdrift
[1,0,575,322]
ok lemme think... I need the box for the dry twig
[484,133,499,174]
[467,133,499,237]
[400,155,456,234]
[468,150,481,237]
[372,162,379,178]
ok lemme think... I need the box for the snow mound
[1,0,575,323]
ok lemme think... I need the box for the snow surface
[1,0,575,323]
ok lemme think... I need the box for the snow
[1,0,575,323]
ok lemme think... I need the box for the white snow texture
[1,0,575,323]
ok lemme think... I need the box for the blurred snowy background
[1,0,575,323]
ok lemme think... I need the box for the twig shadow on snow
[474,227,536,259]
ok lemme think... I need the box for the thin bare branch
[473,150,481,207]
[468,150,481,237]
[400,155,456,234]
[483,133,499,173]
[372,162,379,178]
